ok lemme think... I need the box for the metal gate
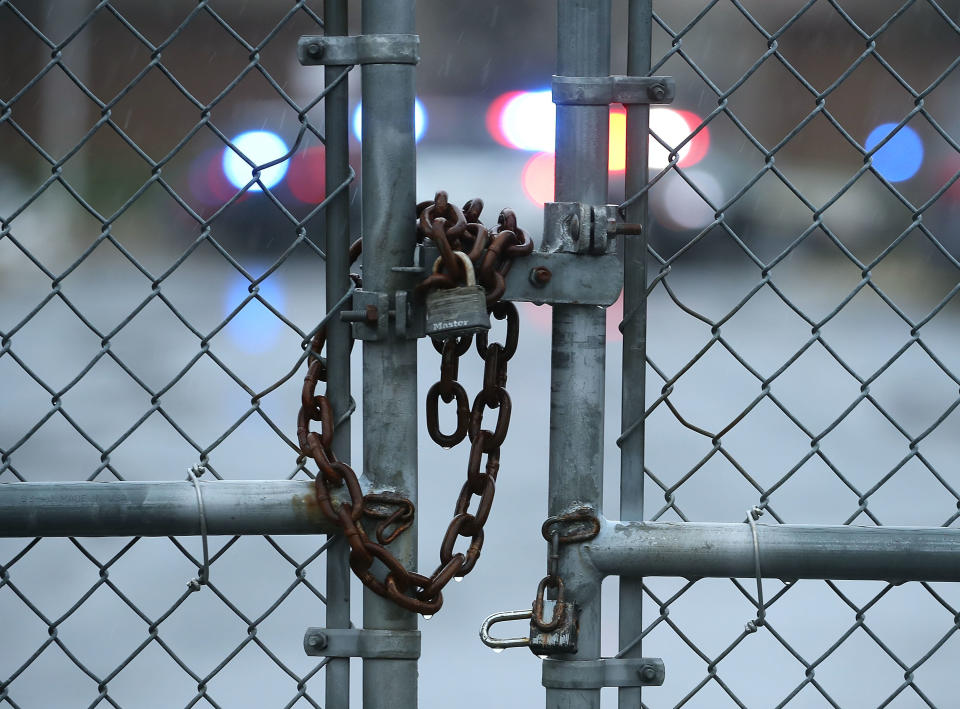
[2,1,959,707]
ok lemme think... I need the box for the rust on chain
[531,576,565,632]
[297,191,527,616]
[541,506,601,544]
[363,492,416,545]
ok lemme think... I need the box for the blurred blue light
[351,98,427,143]
[499,89,555,152]
[222,130,289,191]
[865,123,923,183]
[225,272,286,353]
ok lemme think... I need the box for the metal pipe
[0,481,344,537]
[549,2,611,708]
[588,520,960,583]
[359,0,419,706]
[323,1,352,705]
[620,3,652,707]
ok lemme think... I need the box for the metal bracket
[541,658,665,689]
[401,244,623,307]
[552,75,675,105]
[298,34,419,66]
[303,628,421,659]
[342,289,423,341]
[542,202,642,255]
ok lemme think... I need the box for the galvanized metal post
[548,2,611,708]
[619,2,651,707]
[324,1,352,706]
[360,0,419,706]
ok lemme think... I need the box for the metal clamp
[542,202,642,255]
[552,75,675,105]
[342,289,423,341]
[298,34,420,66]
[541,658,665,688]
[399,244,624,307]
[303,628,421,659]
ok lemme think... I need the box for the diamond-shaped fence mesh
[3,1,960,708]
[1,1,352,706]
[615,1,960,706]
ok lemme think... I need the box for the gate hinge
[552,75,675,105]
[298,34,420,66]
[542,202,642,255]
[542,658,666,689]
[303,628,421,659]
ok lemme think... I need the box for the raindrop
[493,648,504,654]
[454,576,463,583]
[537,655,548,660]
[423,614,433,620]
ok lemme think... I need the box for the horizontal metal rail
[5,488,957,585]
[587,520,960,583]
[0,480,361,537]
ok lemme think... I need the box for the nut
[647,83,666,102]
[529,266,552,287]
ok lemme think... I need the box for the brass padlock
[424,251,490,338]
[529,578,579,655]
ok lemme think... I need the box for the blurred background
[2,0,959,707]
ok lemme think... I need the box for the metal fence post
[548,2,611,708]
[619,2,652,707]
[360,0,419,706]
[324,1,352,707]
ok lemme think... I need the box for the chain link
[298,191,529,615]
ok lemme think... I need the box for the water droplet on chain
[492,648,504,654]
[423,614,433,620]
[454,576,463,583]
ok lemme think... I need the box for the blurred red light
[486,91,524,148]
[288,146,326,204]
[674,109,709,167]
[521,152,555,207]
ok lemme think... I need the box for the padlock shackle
[478,609,532,649]
[432,250,476,287]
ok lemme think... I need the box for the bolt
[307,632,328,650]
[307,42,323,58]
[341,306,379,324]
[529,266,552,287]
[648,83,666,102]
[610,222,643,236]
[639,665,658,682]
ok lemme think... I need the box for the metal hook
[479,609,532,649]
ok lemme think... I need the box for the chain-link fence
[614,1,960,706]
[1,1,357,706]
[3,1,959,708]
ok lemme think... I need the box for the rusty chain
[531,507,601,631]
[297,191,531,615]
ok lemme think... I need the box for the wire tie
[745,505,765,631]
[187,464,210,590]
